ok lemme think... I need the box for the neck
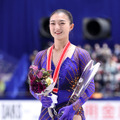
[54,40,69,51]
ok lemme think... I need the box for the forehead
[50,12,69,22]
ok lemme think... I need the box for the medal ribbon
[47,41,70,93]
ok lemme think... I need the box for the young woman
[30,9,95,120]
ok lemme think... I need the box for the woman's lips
[55,32,62,35]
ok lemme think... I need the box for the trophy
[57,60,100,118]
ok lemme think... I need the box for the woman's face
[49,12,74,41]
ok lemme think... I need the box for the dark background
[0,0,120,59]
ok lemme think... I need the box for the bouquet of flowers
[28,65,54,95]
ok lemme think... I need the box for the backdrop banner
[0,100,120,120]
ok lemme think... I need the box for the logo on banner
[1,104,21,120]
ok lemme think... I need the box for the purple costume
[31,46,95,120]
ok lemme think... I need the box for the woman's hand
[41,95,53,108]
[58,104,76,120]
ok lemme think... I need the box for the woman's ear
[70,23,74,31]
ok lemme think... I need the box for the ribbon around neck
[47,41,71,93]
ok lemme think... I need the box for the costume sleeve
[72,47,95,111]
[72,79,95,111]
[33,50,45,69]
[29,87,41,100]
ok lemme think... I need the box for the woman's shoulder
[33,49,47,64]
[75,46,91,69]
[36,49,47,57]
[75,45,90,55]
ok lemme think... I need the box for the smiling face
[49,12,74,41]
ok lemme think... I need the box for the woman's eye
[50,23,55,25]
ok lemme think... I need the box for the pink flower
[37,70,43,79]
[30,65,38,71]
[28,65,39,81]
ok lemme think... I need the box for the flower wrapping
[28,65,53,95]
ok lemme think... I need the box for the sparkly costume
[31,46,95,120]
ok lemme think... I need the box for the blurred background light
[40,17,52,39]
[83,18,111,40]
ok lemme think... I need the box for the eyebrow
[50,20,66,22]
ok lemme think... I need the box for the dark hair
[50,9,73,24]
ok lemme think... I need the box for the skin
[49,12,82,120]
[49,12,74,50]
[49,12,74,67]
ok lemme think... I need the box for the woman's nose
[55,24,60,30]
